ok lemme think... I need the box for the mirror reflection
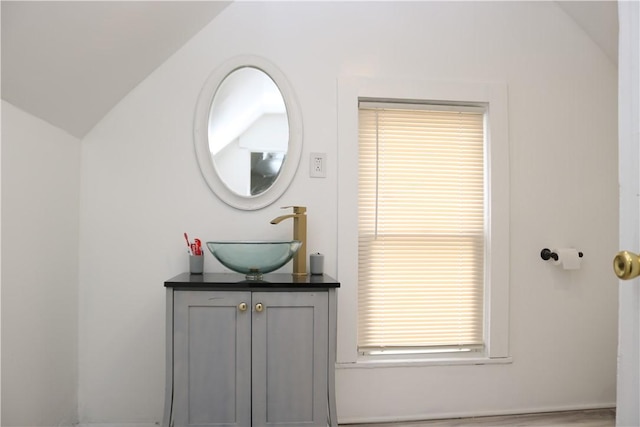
[208,67,289,196]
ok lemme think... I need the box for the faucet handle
[281,206,306,214]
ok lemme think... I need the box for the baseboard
[76,423,159,427]
[338,402,616,425]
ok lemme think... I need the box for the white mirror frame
[194,55,303,210]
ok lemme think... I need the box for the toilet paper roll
[552,248,582,270]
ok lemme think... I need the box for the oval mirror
[194,56,302,210]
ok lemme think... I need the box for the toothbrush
[184,233,192,255]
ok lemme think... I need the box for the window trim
[336,77,510,364]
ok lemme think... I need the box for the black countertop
[165,272,340,289]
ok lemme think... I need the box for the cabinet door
[173,291,252,427]
[251,291,329,427]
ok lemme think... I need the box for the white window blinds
[358,101,486,354]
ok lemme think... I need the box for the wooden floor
[345,409,616,427]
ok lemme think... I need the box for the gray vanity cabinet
[168,286,332,427]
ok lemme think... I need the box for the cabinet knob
[238,302,248,312]
[255,303,264,312]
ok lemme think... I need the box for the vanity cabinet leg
[328,289,338,427]
[162,288,174,427]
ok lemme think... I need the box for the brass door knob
[238,302,248,312]
[255,303,264,312]
[614,251,640,280]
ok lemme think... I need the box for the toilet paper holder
[540,248,583,261]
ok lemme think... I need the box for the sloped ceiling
[0,1,617,140]
[557,0,618,64]
[1,1,230,138]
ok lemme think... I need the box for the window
[336,77,509,365]
[358,100,487,357]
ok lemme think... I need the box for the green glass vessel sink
[206,240,302,279]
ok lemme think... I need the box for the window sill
[336,356,513,369]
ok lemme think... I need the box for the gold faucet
[270,206,307,276]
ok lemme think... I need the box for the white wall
[75,1,618,424]
[1,101,80,426]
